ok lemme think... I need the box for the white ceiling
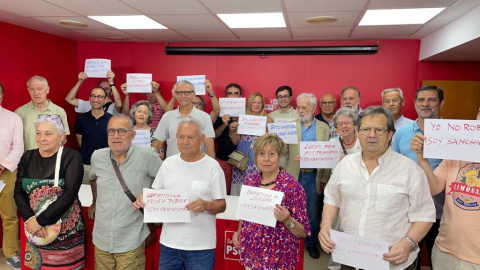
[1,0,480,61]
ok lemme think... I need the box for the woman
[330,107,361,160]
[129,100,155,147]
[230,92,266,195]
[233,134,310,270]
[14,114,85,270]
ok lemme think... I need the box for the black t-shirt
[214,117,237,161]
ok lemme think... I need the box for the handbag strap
[338,137,348,155]
[110,157,144,214]
[53,146,63,187]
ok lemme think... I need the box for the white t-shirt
[75,99,118,115]
[152,154,226,250]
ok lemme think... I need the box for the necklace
[343,133,356,146]
[260,180,276,186]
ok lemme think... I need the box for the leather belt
[300,169,316,173]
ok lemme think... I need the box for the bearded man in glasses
[74,86,112,184]
[15,75,70,150]
[89,114,162,270]
[152,80,215,159]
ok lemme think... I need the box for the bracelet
[208,92,215,98]
[110,83,115,87]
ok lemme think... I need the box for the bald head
[319,93,336,115]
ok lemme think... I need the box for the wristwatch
[286,219,295,229]
[208,92,215,98]
[110,83,115,87]
[404,236,418,252]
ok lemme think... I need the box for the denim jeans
[159,244,215,270]
[297,171,320,248]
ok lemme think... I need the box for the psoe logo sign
[224,231,240,260]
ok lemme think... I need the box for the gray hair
[358,106,396,134]
[27,75,49,88]
[34,114,65,135]
[333,107,358,128]
[130,100,153,125]
[177,118,204,137]
[110,114,134,129]
[297,93,317,108]
[341,86,360,99]
[381,88,405,101]
[175,80,195,92]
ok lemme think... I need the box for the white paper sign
[126,73,152,93]
[330,230,389,270]
[274,118,296,124]
[236,185,284,227]
[131,129,152,147]
[300,141,341,168]
[143,188,191,223]
[177,75,206,95]
[424,119,480,162]
[219,98,246,117]
[268,122,297,144]
[0,180,5,193]
[237,114,267,136]
[84,59,111,78]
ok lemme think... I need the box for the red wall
[2,20,480,150]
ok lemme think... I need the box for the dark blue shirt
[74,111,112,165]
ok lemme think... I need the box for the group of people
[0,71,478,270]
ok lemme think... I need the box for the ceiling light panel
[217,13,286,28]
[359,8,445,25]
[88,15,167,29]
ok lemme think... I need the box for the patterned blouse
[239,167,311,270]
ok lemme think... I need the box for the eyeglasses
[336,120,353,127]
[106,128,132,136]
[37,114,65,129]
[321,101,336,106]
[358,127,389,136]
[90,94,106,100]
[192,102,204,107]
[277,95,291,99]
[175,91,195,96]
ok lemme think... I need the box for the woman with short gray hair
[129,100,155,149]
[330,107,361,159]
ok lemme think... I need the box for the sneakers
[6,256,21,270]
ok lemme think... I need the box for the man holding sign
[65,71,122,115]
[285,93,330,259]
[320,106,435,270]
[134,119,226,270]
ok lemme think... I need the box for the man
[315,92,337,129]
[267,85,299,123]
[134,119,226,269]
[319,106,436,270]
[393,85,446,267]
[0,82,24,270]
[285,93,330,259]
[120,81,168,130]
[88,114,162,270]
[152,80,215,158]
[65,71,122,115]
[74,87,112,184]
[381,88,414,130]
[213,83,243,194]
[330,86,361,138]
[15,75,70,150]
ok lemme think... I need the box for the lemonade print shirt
[434,160,480,264]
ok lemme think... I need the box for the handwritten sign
[330,230,389,270]
[237,114,267,136]
[424,119,480,162]
[177,75,205,95]
[219,98,246,117]
[274,118,297,123]
[131,129,152,147]
[84,59,111,78]
[143,188,191,223]
[267,122,297,144]
[236,185,284,227]
[300,141,341,168]
[126,73,152,93]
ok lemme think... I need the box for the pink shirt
[0,106,24,171]
[434,160,480,264]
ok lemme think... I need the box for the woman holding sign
[233,134,310,270]
[129,100,155,148]
[230,92,267,195]
[330,107,361,160]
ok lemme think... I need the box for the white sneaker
[6,256,21,270]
